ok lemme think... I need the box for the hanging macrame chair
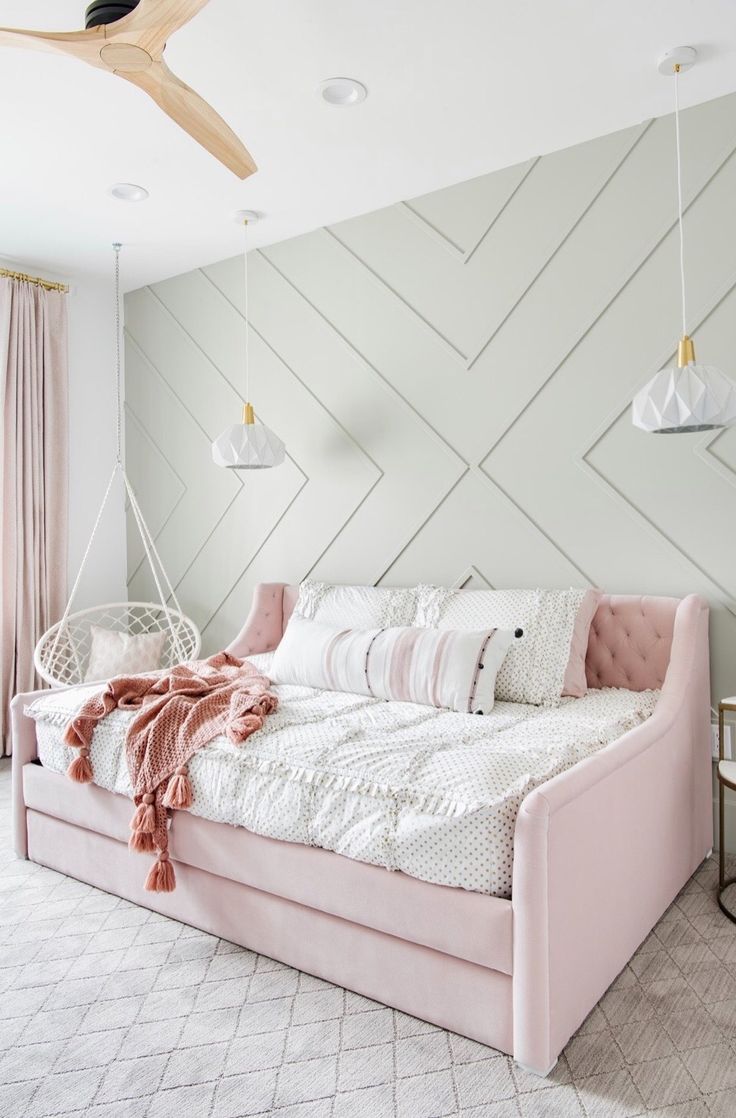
[34,244,200,688]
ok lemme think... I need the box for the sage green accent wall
[125,92,736,701]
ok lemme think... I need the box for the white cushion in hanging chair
[84,624,167,682]
[34,602,201,688]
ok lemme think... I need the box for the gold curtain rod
[0,267,69,293]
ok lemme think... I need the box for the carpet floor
[3,760,736,1117]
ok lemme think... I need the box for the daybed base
[26,807,513,1053]
[12,589,712,1075]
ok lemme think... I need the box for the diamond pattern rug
[3,759,736,1118]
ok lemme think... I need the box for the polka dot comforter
[27,654,659,898]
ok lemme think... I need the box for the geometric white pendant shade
[211,216,286,469]
[632,358,736,434]
[211,404,286,469]
[632,47,736,435]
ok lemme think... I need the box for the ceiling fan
[0,0,256,178]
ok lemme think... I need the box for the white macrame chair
[34,244,201,689]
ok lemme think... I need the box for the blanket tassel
[67,748,92,784]
[128,830,155,854]
[162,766,193,810]
[130,793,156,834]
[145,851,176,893]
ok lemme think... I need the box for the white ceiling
[1,0,735,291]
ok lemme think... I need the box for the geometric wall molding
[126,91,736,700]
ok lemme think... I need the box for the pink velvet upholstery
[513,593,710,1072]
[228,585,681,695]
[283,585,298,628]
[23,764,512,973]
[10,686,47,858]
[586,594,678,691]
[227,583,295,659]
[12,587,712,1076]
[26,809,513,1053]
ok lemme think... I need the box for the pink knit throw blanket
[63,652,277,893]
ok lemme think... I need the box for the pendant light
[632,47,736,434]
[212,216,286,468]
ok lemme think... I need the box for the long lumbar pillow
[270,616,515,715]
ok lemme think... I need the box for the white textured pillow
[295,580,417,630]
[414,586,591,706]
[85,626,166,682]
[271,616,514,714]
[561,588,602,698]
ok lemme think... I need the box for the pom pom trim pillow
[85,626,166,683]
[294,580,418,630]
[271,616,515,715]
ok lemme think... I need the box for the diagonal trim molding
[126,90,736,701]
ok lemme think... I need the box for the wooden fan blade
[119,60,257,179]
[110,0,212,56]
[0,25,103,64]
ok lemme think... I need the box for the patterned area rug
[2,760,736,1118]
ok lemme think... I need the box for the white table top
[719,760,736,787]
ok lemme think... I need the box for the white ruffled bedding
[26,654,659,897]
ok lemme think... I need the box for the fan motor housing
[85,0,141,29]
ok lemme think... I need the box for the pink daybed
[11,585,712,1076]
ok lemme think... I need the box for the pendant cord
[243,220,249,405]
[674,65,688,339]
[113,242,123,465]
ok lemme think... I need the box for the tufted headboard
[228,585,684,693]
[585,594,679,691]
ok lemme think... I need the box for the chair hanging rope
[36,244,200,687]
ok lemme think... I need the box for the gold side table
[718,698,736,923]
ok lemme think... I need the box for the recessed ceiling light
[318,77,367,106]
[109,182,149,202]
[233,209,262,224]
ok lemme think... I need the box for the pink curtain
[0,277,68,754]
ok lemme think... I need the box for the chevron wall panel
[125,92,736,700]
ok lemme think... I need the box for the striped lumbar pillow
[270,616,514,714]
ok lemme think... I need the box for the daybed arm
[512,594,710,1075]
[11,688,50,858]
[226,583,291,659]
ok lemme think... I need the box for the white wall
[67,277,127,608]
[124,91,736,707]
[1,255,127,607]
